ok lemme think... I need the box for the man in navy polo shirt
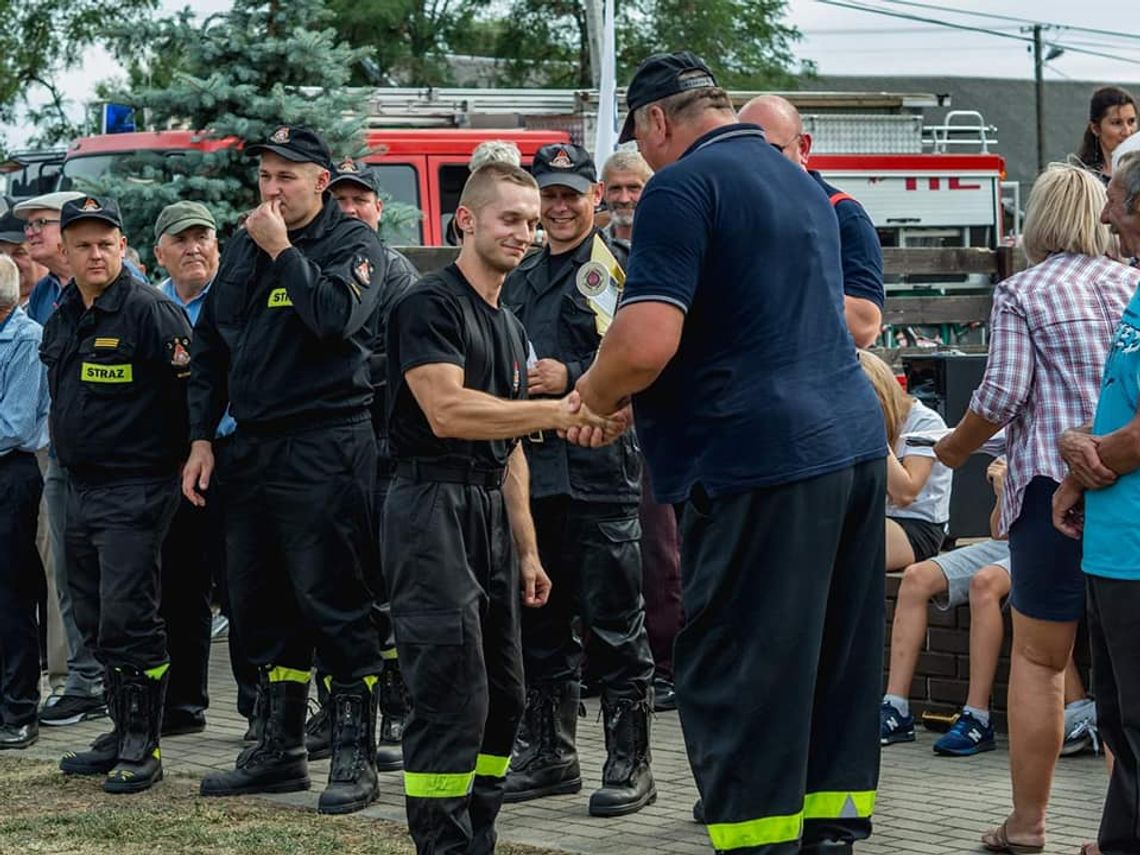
[575,52,888,854]
[739,95,884,348]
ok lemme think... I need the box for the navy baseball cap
[245,125,333,169]
[619,51,719,143]
[60,196,123,232]
[0,208,24,243]
[328,156,383,195]
[531,144,597,193]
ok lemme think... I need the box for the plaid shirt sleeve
[971,287,1035,425]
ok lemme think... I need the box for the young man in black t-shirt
[383,162,627,854]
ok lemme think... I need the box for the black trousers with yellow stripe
[382,477,525,855]
[675,458,885,854]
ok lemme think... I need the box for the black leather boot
[104,666,167,794]
[375,661,409,772]
[305,677,332,761]
[200,671,310,796]
[503,682,582,803]
[61,671,118,776]
[588,697,656,817]
[318,678,379,815]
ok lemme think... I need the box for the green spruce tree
[87,0,412,271]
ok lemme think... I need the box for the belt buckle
[528,430,544,443]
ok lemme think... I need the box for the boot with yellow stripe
[60,672,118,777]
[200,666,311,797]
[317,677,379,815]
[103,664,168,794]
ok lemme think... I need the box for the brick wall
[884,573,1090,733]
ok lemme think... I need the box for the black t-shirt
[386,263,528,469]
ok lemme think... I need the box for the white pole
[592,0,618,160]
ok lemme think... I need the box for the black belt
[395,460,505,488]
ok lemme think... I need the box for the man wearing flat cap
[576,52,888,854]
[501,143,655,817]
[301,157,417,774]
[39,196,193,794]
[186,125,387,815]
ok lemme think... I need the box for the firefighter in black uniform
[501,144,656,816]
[40,196,192,793]
[184,126,388,815]
[384,161,624,854]
[305,157,416,772]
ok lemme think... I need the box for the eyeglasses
[769,133,803,154]
[23,218,60,234]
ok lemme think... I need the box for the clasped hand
[556,391,631,448]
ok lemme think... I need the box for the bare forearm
[579,325,660,414]
[431,389,565,440]
[503,445,539,559]
[940,410,1002,461]
[1096,420,1140,476]
[885,455,917,506]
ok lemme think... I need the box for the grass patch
[0,759,559,855]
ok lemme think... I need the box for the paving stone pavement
[22,641,1108,854]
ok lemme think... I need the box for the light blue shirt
[158,277,236,439]
[1084,283,1140,580]
[0,306,50,454]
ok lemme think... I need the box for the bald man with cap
[739,95,885,348]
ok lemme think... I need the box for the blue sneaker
[880,701,915,745]
[933,709,995,756]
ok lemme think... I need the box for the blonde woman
[858,350,952,572]
[936,163,1134,854]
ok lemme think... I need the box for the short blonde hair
[1022,163,1114,265]
[458,162,538,212]
[0,255,17,309]
[857,349,913,449]
[469,140,522,172]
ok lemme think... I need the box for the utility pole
[1033,24,1045,174]
[583,0,604,88]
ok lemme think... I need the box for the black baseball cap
[619,51,719,143]
[328,156,383,195]
[245,125,333,169]
[0,208,24,243]
[531,144,597,193]
[60,196,123,232]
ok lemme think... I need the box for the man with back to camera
[40,196,193,793]
[500,143,656,816]
[184,125,388,815]
[738,95,885,348]
[302,156,418,771]
[574,53,888,854]
[383,161,626,853]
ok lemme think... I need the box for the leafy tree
[326,0,491,86]
[0,0,159,149]
[445,0,805,89]
[81,0,417,271]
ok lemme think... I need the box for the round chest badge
[576,261,609,298]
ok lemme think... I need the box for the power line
[817,0,1140,67]
[870,0,1140,44]
[815,0,1031,44]
[804,25,1019,36]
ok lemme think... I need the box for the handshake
[555,391,632,448]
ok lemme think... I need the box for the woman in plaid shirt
[935,164,1136,854]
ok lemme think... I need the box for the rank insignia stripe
[267,287,294,308]
[81,362,133,383]
[93,337,120,349]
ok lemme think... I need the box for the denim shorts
[1008,476,1086,622]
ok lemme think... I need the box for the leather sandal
[981,820,1045,854]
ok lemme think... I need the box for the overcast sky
[6,0,1140,149]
